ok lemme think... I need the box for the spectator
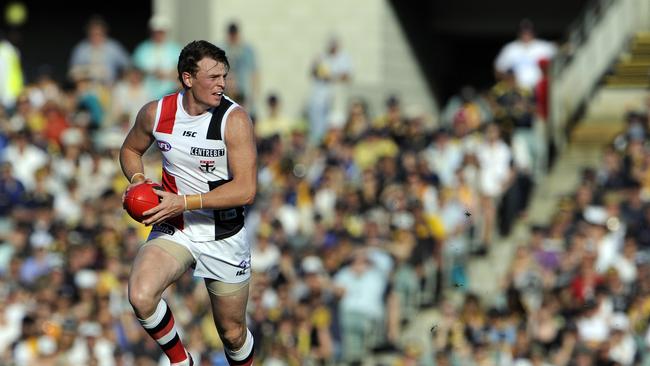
[334,249,389,364]
[109,67,151,127]
[132,15,182,99]
[1,129,48,190]
[576,298,609,348]
[251,230,281,274]
[0,162,25,216]
[41,101,70,149]
[9,94,44,136]
[307,36,352,144]
[441,86,492,131]
[70,69,105,130]
[69,15,130,85]
[475,123,512,254]
[438,188,471,288]
[19,230,57,284]
[343,98,371,142]
[0,30,24,110]
[66,321,116,366]
[255,93,296,140]
[323,37,352,129]
[424,127,463,187]
[608,312,636,365]
[494,19,556,90]
[221,21,259,115]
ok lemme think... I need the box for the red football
[123,183,163,223]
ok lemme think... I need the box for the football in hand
[123,183,163,223]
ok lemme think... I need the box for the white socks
[225,328,254,362]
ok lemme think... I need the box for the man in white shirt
[494,19,556,90]
[334,250,388,363]
[1,130,48,190]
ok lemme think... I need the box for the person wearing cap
[133,15,182,99]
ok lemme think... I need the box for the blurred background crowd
[1,0,650,365]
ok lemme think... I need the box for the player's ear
[182,72,193,88]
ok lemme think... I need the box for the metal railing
[549,0,647,151]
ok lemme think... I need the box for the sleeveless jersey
[151,91,245,241]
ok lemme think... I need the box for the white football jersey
[151,91,245,242]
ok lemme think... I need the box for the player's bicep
[225,109,257,191]
[122,101,157,155]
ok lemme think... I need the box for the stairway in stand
[605,31,650,88]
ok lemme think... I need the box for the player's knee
[221,325,246,350]
[128,283,159,314]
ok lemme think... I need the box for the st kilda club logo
[200,160,216,172]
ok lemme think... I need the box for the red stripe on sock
[166,338,188,363]
[151,314,176,340]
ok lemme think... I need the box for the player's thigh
[204,279,250,331]
[129,239,194,296]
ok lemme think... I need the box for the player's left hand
[141,190,185,226]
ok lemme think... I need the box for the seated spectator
[255,93,296,140]
[109,67,151,127]
[424,127,463,187]
[608,312,636,365]
[441,86,491,131]
[251,230,281,274]
[0,162,25,216]
[1,129,48,190]
[576,299,609,347]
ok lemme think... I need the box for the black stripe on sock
[160,333,181,351]
[144,305,172,336]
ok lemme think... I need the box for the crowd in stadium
[1,11,650,366]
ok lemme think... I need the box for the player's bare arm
[202,107,257,208]
[119,101,158,185]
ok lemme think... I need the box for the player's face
[189,58,227,108]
